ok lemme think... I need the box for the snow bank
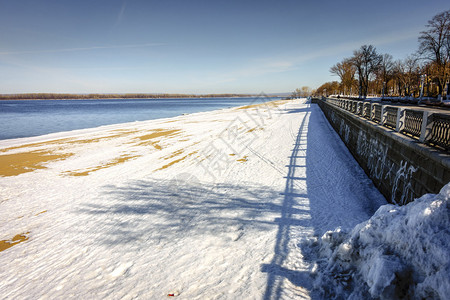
[313,183,450,299]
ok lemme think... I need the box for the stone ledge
[317,100,450,204]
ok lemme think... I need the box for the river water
[0,97,277,140]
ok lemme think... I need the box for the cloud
[0,43,165,55]
[116,0,127,26]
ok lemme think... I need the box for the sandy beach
[0,98,386,299]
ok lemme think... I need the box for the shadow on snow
[262,107,312,299]
[79,180,292,246]
[77,101,386,299]
[262,102,386,299]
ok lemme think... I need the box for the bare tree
[330,58,356,96]
[378,54,394,97]
[319,11,450,99]
[392,57,420,97]
[418,10,450,97]
[392,59,405,96]
[290,86,311,98]
[315,81,340,96]
[403,56,420,97]
[301,86,312,97]
[351,45,383,98]
[290,88,302,98]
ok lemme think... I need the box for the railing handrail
[323,97,450,152]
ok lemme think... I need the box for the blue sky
[0,0,448,94]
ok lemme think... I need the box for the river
[0,97,280,140]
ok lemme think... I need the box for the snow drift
[313,183,450,299]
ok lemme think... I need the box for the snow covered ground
[0,97,444,299]
[312,183,450,299]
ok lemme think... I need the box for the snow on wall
[311,182,450,299]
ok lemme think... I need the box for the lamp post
[445,80,449,100]
[446,73,449,100]
[419,74,426,104]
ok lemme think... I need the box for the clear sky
[0,0,448,94]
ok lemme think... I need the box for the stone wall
[317,100,450,204]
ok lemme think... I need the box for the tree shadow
[78,179,294,247]
[262,107,313,299]
[284,107,311,114]
[262,103,386,299]
[76,102,386,299]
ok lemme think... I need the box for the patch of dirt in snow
[0,232,30,252]
[0,151,73,177]
[63,154,140,176]
[235,99,289,110]
[0,129,147,177]
[134,129,181,149]
[236,156,248,163]
[154,151,199,171]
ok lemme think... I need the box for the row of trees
[316,9,450,99]
[290,86,312,98]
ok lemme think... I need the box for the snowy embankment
[313,181,450,299]
[0,97,445,299]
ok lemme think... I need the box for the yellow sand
[247,127,264,133]
[0,232,30,252]
[237,156,248,163]
[137,129,181,141]
[0,151,73,177]
[64,154,139,176]
[0,130,139,154]
[0,138,72,154]
[0,127,182,177]
[68,130,139,144]
[135,129,181,148]
[235,99,289,110]
[164,149,185,160]
[155,151,198,171]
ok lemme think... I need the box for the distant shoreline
[0,93,268,101]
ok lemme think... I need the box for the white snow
[313,183,450,299]
[1,97,441,299]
